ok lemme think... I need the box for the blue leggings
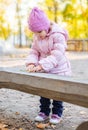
[40,97,63,117]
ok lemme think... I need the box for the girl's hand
[26,64,35,72]
[32,65,43,72]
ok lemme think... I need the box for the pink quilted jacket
[26,23,71,76]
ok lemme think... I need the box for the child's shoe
[49,114,61,124]
[35,112,49,122]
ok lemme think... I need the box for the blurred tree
[24,26,33,47]
[39,0,60,22]
[15,0,22,47]
[60,0,88,38]
[38,0,88,39]
[0,0,11,40]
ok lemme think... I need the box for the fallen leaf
[80,111,86,115]
[0,123,8,130]
[19,128,23,130]
[36,123,49,129]
[2,125,8,128]
[15,112,20,115]
[51,124,56,129]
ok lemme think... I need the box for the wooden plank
[0,67,88,108]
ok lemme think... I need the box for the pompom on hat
[28,7,50,32]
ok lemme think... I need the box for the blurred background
[0,0,88,52]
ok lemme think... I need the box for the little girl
[26,7,71,124]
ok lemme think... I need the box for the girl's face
[35,30,47,39]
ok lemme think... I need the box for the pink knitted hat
[28,7,50,32]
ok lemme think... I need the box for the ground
[0,49,88,130]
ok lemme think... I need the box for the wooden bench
[0,67,88,130]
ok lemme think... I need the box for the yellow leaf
[0,123,8,130]
[51,124,56,129]
[36,123,49,129]
[15,112,20,115]
[19,128,23,130]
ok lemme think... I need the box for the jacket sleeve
[39,33,67,72]
[25,38,39,66]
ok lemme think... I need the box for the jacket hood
[47,22,69,41]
